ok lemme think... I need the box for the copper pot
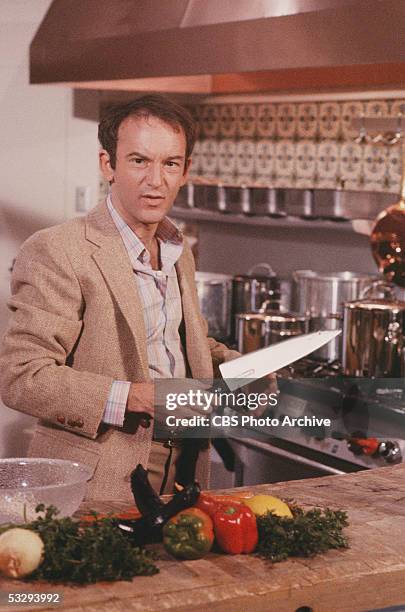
[342,281,405,377]
[236,311,309,354]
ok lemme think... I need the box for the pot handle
[292,269,314,282]
[248,262,275,277]
[360,280,396,300]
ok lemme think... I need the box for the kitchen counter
[2,464,405,612]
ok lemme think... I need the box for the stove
[270,358,405,471]
[214,357,405,488]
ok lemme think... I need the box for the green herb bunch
[2,505,159,584]
[256,505,349,562]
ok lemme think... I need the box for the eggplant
[116,465,201,545]
[130,465,164,516]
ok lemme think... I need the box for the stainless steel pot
[343,281,405,377]
[192,183,252,214]
[250,187,286,217]
[195,271,233,342]
[233,263,280,314]
[232,263,281,342]
[284,189,316,219]
[292,270,379,360]
[175,182,194,209]
[219,185,251,215]
[236,311,309,354]
[279,276,293,312]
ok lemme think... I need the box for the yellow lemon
[245,494,293,518]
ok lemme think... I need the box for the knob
[347,436,379,456]
[378,441,402,464]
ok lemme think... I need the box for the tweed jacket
[0,201,238,501]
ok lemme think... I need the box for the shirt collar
[106,194,184,273]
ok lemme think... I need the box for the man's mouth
[142,194,165,200]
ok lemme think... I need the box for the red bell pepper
[213,502,258,554]
[195,493,244,518]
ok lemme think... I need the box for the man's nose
[146,162,164,187]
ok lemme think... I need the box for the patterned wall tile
[237,104,257,137]
[362,144,388,191]
[200,139,218,176]
[257,104,276,138]
[341,101,364,139]
[217,139,236,175]
[236,140,255,176]
[297,103,318,139]
[317,142,339,182]
[219,105,238,137]
[339,143,363,183]
[296,141,316,179]
[200,105,219,137]
[365,100,389,117]
[276,104,297,139]
[387,146,401,192]
[275,140,295,177]
[390,99,405,116]
[188,96,403,194]
[99,96,405,203]
[319,102,340,139]
[255,140,275,179]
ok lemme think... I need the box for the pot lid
[234,275,277,282]
[346,298,405,312]
[195,271,232,283]
[237,311,308,322]
[294,270,378,282]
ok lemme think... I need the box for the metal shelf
[170,206,358,232]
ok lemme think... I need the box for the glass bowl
[0,458,93,524]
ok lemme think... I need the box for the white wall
[0,1,100,457]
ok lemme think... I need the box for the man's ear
[181,157,192,185]
[99,149,114,182]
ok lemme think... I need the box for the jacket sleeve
[203,318,241,377]
[0,230,114,440]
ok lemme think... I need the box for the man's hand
[124,382,155,430]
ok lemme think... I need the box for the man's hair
[98,94,198,172]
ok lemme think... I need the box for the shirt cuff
[103,380,131,427]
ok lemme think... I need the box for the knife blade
[219,329,341,392]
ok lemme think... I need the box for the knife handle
[139,416,152,429]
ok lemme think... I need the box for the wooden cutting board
[2,463,405,612]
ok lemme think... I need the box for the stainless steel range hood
[30,0,405,92]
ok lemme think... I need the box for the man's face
[100,115,189,228]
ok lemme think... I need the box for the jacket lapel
[85,201,212,382]
[176,254,213,380]
[85,202,149,380]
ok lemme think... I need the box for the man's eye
[166,161,180,168]
[131,158,146,165]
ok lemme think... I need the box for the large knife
[219,329,341,392]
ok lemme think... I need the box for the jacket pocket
[28,425,100,477]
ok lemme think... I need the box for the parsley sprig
[256,505,349,562]
[2,505,158,584]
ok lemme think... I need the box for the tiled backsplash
[188,98,405,193]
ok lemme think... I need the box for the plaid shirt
[103,195,186,426]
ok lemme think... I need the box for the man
[0,94,239,501]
